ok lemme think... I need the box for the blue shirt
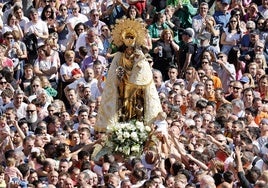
[213,11,231,28]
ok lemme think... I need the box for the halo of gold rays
[111,18,148,47]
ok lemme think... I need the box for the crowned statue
[95,19,162,132]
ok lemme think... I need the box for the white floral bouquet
[92,120,151,159]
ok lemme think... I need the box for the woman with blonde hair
[153,28,179,80]
[242,73,255,89]
[254,53,267,70]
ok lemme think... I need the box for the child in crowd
[154,111,168,135]
[4,157,23,181]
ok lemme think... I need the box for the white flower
[123,132,130,138]
[130,132,138,141]
[131,145,140,153]
[145,126,151,132]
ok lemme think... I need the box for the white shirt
[67,77,100,99]
[24,19,49,46]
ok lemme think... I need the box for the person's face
[91,46,99,57]
[59,161,69,173]
[174,178,187,188]
[218,54,227,62]
[83,87,91,98]
[14,94,24,106]
[25,68,33,77]
[232,123,241,133]
[67,90,77,104]
[229,18,238,28]
[28,172,38,183]
[232,82,243,97]
[15,8,23,19]
[168,68,178,79]
[164,31,172,40]
[101,26,110,37]
[257,19,265,30]
[32,81,41,92]
[71,133,80,145]
[250,34,259,43]
[86,31,96,42]
[93,65,103,76]
[64,178,74,188]
[262,0,268,8]
[79,112,89,122]
[245,110,254,122]
[196,86,205,96]
[79,130,90,143]
[244,90,254,104]
[84,68,94,82]
[254,45,264,54]
[72,6,79,16]
[200,5,208,15]
[185,70,193,80]
[174,96,183,106]
[65,54,75,64]
[9,16,17,26]
[45,8,52,18]
[48,107,56,116]
[23,139,34,153]
[59,6,68,15]
[220,2,229,11]
[205,80,214,91]
[90,12,100,21]
[30,12,39,22]
[259,78,268,89]
[153,73,162,84]
[76,26,85,35]
[49,172,58,185]
[129,8,137,18]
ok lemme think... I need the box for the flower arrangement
[92,120,151,160]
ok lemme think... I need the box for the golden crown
[111,18,147,47]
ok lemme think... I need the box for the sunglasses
[0,81,7,84]
[26,110,36,113]
[233,86,242,90]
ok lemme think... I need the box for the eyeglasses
[233,86,242,90]
[60,8,67,11]
[32,85,40,87]
[235,13,240,16]
[26,110,36,113]
[258,22,264,25]
[6,37,13,40]
[0,81,7,84]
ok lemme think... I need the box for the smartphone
[10,39,14,47]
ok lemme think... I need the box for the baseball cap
[198,33,211,40]
[239,76,249,83]
[221,0,230,4]
[182,28,194,38]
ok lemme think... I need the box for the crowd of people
[0,0,267,187]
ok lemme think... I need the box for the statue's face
[122,29,136,47]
